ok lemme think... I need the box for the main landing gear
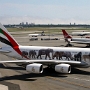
[65,43,73,47]
[85,44,90,48]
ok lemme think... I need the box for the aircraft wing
[0,49,11,53]
[0,60,88,67]
[70,41,90,44]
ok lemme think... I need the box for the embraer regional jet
[62,29,90,47]
[0,23,89,74]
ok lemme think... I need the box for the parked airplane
[72,31,90,36]
[29,34,41,37]
[29,31,45,37]
[62,29,90,47]
[0,24,89,74]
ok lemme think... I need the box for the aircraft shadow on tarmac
[71,68,90,75]
[0,64,90,81]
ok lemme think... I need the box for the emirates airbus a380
[0,23,89,74]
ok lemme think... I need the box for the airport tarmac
[0,32,90,90]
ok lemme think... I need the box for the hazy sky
[0,0,90,24]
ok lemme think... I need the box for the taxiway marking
[46,76,90,89]
[68,77,90,82]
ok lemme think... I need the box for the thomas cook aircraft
[0,23,89,74]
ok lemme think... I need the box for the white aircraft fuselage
[2,45,90,65]
[71,38,90,42]
[72,32,90,36]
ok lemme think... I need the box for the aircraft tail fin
[62,29,72,39]
[0,23,19,47]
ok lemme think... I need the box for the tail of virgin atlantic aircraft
[0,23,19,47]
[62,29,72,39]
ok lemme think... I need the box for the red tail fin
[62,29,72,38]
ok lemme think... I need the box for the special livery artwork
[21,48,90,62]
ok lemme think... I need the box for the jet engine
[55,64,71,73]
[26,63,43,73]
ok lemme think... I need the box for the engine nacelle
[26,63,43,73]
[55,64,71,73]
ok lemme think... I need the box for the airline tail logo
[62,29,72,38]
[0,23,29,59]
[0,28,19,47]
